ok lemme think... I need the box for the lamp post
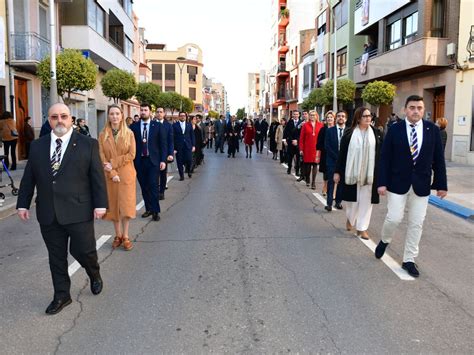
[176,56,186,111]
[326,0,337,112]
[49,0,58,105]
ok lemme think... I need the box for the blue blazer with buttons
[378,119,447,197]
[325,126,346,168]
[172,122,195,153]
[160,119,174,157]
[130,120,167,168]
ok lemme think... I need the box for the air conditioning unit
[447,43,456,56]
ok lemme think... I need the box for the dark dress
[192,125,205,169]
[317,125,328,177]
[269,121,279,152]
[440,128,447,153]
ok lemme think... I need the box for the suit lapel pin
[73,143,77,146]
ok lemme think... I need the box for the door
[433,88,445,122]
[14,77,29,160]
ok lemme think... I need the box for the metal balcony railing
[354,48,378,65]
[11,32,50,62]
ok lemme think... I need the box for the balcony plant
[38,49,97,105]
[101,69,138,104]
[280,8,289,18]
[135,82,162,107]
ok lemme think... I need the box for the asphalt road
[1,147,473,354]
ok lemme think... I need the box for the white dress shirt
[140,119,150,141]
[50,127,73,163]
[180,121,186,134]
[405,119,423,151]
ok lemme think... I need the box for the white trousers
[381,187,429,262]
[345,184,373,231]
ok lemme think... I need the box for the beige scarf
[345,126,376,186]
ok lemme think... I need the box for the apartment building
[0,0,10,115]
[247,72,260,117]
[146,43,204,112]
[352,0,460,160]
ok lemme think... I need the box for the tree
[322,79,356,106]
[236,108,245,120]
[361,80,396,106]
[38,49,97,105]
[208,110,219,119]
[181,96,194,113]
[101,69,137,104]
[135,82,161,106]
[302,88,330,110]
[155,92,190,117]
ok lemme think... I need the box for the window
[189,88,196,100]
[152,64,162,81]
[187,65,197,83]
[165,86,175,92]
[317,56,326,75]
[124,36,133,60]
[165,64,175,80]
[123,0,133,17]
[337,48,347,77]
[109,11,124,50]
[334,0,348,30]
[317,11,326,35]
[404,12,418,44]
[431,0,445,37]
[303,64,311,91]
[88,0,105,37]
[388,19,401,50]
[39,5,49,39]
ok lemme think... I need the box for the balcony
[61,26,134,72]
[10,32,50,72]
[278,37,289,53]
[277,62,289,77]
[279,8,289,27]
[353,37,451,84]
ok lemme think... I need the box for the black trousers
[279,149,286,164]
[255,136,264,152]
[40,218,99,300]
[3,139,17,169]
[227,137,238,157]
[287,147,300,174]
[206,138,213,149]
[159,163,168,194]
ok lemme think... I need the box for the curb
[428,195,474,220]
[0,202,17,220]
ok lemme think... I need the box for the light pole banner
[0,17,5,79]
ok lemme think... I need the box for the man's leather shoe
[152,212,160,221]
[188,173,192,178]
[159,193,165,200]
[375,240,389,259]
[141,211,152,218]
[334,203,343,210]
[324,205,332,212]
[179,176,184,181]
[45,298,72,315]
[297,176,305,182]
[402,262,420,277]
[90,276,103,295]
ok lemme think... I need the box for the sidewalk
[0,159,473,220]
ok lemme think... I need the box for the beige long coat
[275,124,284,151]
[98,127,137,221]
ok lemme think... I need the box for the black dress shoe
[297,176,305,182]
[159,193,165,200]
[152,212,160,221]
[188,173,192,178]
[141,211,152,218]
[402,262,420,277]
[324,205,332,212]
[334,203,343,210]
[375,240,389,259]
[45,298,72,315]
[90,275,103,295]
[179,176,184,181]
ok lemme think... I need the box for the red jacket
[299,121,323,163]
[243,126,256,145]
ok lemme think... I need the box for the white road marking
[135,175,174,211]
[68,235,112,276]
[313,192,329,206]
[282,163,288,169]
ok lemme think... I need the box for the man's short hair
[196,114,202,119]
[405,95,424,108]
[140,102,152,110]
[336,110,348,117]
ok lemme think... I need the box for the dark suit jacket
[378,119,447,196]
[214,119,226,136]
[173,122,195,152]
[159,119,174,157]
[16,132,107,225]
[283,119,302,153]
[39,120,52,137]
[325,126,347,168]
[255,120,269,138]
[226,121,240,136]
[130,120,167,168]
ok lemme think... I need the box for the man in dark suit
[226,115,240,158]
[130,102,167,221]
[324,110,347,211]
[39,118,52,137]
[155,107,174,200]
[17,103,107,315]
[214,115,226,153]
[255,116,269,154]
[375,95,447,277]
[283,110,302,176]
[173,112,195,180]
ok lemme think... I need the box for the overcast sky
[133,0,270,113]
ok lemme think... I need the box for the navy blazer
[130,120,167,167]
[173,122,195,152]
[325,126,344,168]
[159,119,174,157]
[378,119,447,197]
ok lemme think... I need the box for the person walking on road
[98,105,136,251]
[318,111,335,196]
[375,95,447,277]
[334,107,383,240]
[255,116,268,154]
[155,107,174,201]
[16,103,107,315]
[268,118,279,160]
[226,115,240,158]
[299,111,324,189]
[191,115,205,170]
[275,117,286,164]
[324,110,347,211]
[130,103,167,221]
[214,115,226,153]
[0,111,18,170]
[283,111,302,176]
[243,118,256,158]
[173,112,195,180]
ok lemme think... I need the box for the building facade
[247,72,260,118]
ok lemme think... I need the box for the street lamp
[326,0,337,112]
[176,56,186,111]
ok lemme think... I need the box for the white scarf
[345,126,376,186]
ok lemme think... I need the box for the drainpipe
[6,0,15,116]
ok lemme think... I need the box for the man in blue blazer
[214,115,226,153]
[173,112,195,181]
[375,95,447,277]
[130,103,167,221]
[154,107,174,200]
[324,110,348,211]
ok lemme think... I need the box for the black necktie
[339,128,343,139]
[51,138,62,176]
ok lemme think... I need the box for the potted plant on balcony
[280,8,289,18]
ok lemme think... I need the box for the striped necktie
[410,124,419,163]
[51,138,62,176]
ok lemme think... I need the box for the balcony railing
[11,32,50,62]
[354,48,378,65]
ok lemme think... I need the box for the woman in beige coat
[99,105,137,251]
[275,117,286,164]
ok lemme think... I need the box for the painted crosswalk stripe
[68,235,112,276]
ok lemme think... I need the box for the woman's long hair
[103,104,133,148]
[351,106,370,129]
